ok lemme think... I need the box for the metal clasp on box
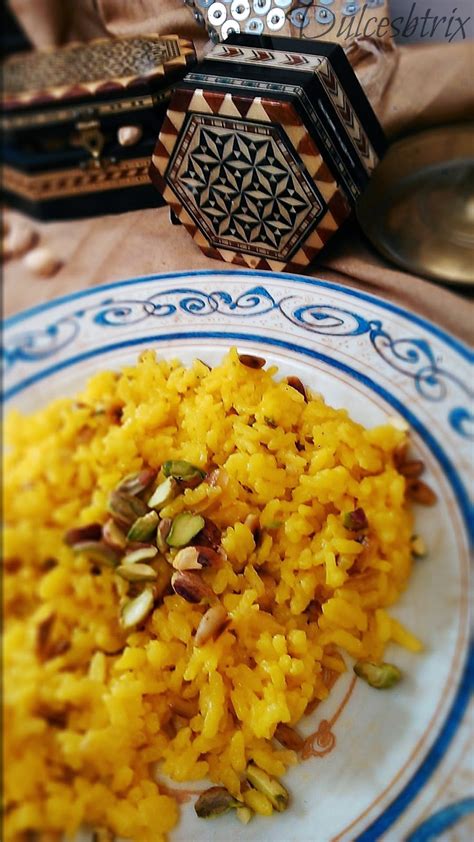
[72,119,105,167]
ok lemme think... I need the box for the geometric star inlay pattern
[168,115,325,260]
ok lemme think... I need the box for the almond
[406,479,437,506]
[398,459,425,479]
[285,376,307,401]
[171,570,214,603]
[117,125,143,146]
[24,246,62,277]
[238,354,266,369]
[194,604,228,646]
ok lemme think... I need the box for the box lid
[149,34,386,271]
[186,35,386,193]
[2,34,196,112]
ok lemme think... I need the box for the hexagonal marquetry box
[150,34,386,272]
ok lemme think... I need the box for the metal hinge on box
[72,119,106,166]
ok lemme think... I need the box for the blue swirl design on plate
[2,316,80,367]
[89,286,282,325]
[3,286,472,439]
[279,300,474,439]
[406,797,474,841]
[285,302,373,336]
[2,287,280,365]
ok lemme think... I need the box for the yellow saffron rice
[3,348,422,841]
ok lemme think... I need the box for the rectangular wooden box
[1,35,196,220]
[150,34,386,272]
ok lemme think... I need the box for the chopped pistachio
[246,764,289,812]
[172,545,221,572]
[192,545,223,566]
[206,467,229,490]
[116,563,157,583]
[72,541,119,567]
[163,460,206,487]
[343,508,368,531]
[172,546,204,572]
[393,440,409,469]
[148,476,179,509]
[238,353,266,369]
[64,523,102,546]
[236,806,253,825]
[194,786,240,819]
[120,586,154,631]
[36,704,68,728]
[257,573,276,612]
[285,375,308,401]
[166,512,205,548]
[171,570,214,604]
[35,613,55,661]
[168,697,197,719]
[114,573,129,601]
[244,513,260,535]
[122,546,158,565]
[406,479,438,506]
[102,519,127,551]
[127,510,159,542]
[243,789,273,816]
[411,535,427,558]
[107,490,148,528]
[156,517,172,553]
[354,660,402,689]
[116,468,156,496]
[194,518,221,551]
[274,723,304,752]
[386,415,410,432]
[398,459,425,479]
[194,604,228,647]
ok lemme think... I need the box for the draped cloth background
[4,0,474,343]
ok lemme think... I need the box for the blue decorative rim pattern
[406,794,474,842]
[4,270,472,361]
[3,269,472,840]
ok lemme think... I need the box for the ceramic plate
[3,270,473,842]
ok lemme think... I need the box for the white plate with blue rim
[3,269,473,842]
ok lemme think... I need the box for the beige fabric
[375,39,474,137]
[9,0,208,51]
[9,0,392,51]
[96,0,209,46]
[9,0,108,47]
[4,2,474,344]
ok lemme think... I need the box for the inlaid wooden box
[2,35,196,220]
[149,34,386,272]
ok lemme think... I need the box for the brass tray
[357,124,474,286]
